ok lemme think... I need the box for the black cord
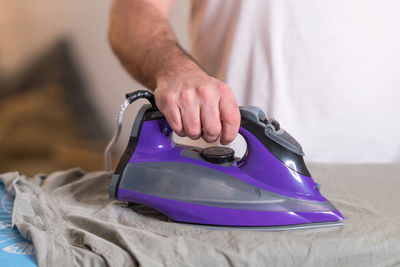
[125,90,157,109]
[105,90,157,170]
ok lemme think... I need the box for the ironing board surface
[0,164,399,266]
[0,182,36,266]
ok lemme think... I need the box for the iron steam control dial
[200,147,235,164]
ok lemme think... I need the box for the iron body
[110,104,344,229]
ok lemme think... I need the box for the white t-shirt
[189,0,400,163]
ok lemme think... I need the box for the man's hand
[109,0,240,144]
[155,64,240,145]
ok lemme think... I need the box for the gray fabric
[1,164,400,266]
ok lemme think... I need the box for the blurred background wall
[0,0,190,175]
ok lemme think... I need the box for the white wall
[0,0,61,74]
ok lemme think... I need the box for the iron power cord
[104,90,157,171]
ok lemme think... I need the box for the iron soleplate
[172,220,345,231]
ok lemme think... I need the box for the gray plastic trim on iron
[264,128,305,156]
[109,174,120,199]
[130,104,153,138]
[240,106,304,156]
[119,162,338,212]
[239,106,267,125]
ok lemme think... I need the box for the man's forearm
[109,0,199,90]
[109,0,240,144]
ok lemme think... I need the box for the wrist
[156,58,206,85]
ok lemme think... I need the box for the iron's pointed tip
[332,209,345,221]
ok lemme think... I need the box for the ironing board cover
[0,182,36,266]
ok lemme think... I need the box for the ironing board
[0,183,36,266]
[1,164,399,266]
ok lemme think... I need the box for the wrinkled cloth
[1,164,400,266]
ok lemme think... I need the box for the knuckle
[232,113,241,124]
[186,127,201,138]
[161,93,175,106]
[217,83,230,93]
[196,86,210,98]
[225,137,235,144]
[223,110,241,125]
[203,135,218,143]
[176,132,185,137]
[180,89,195,102]
[222,132,236,144]
[204,127,221,138]
[169,121,181,132]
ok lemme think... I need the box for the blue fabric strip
[0,182,37,266]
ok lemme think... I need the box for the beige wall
[0,0,62,74]
[0,0,191,151]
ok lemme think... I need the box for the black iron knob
[201,147,235,164]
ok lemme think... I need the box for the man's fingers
[200,103,221,143]
[219,96,241,145]
[164,106,185,136]
[180,90,202,139]
[181,107,201,139]
[155,91,185,136]
[155,80,239,144]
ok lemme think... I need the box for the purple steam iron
[105,90,344,230]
